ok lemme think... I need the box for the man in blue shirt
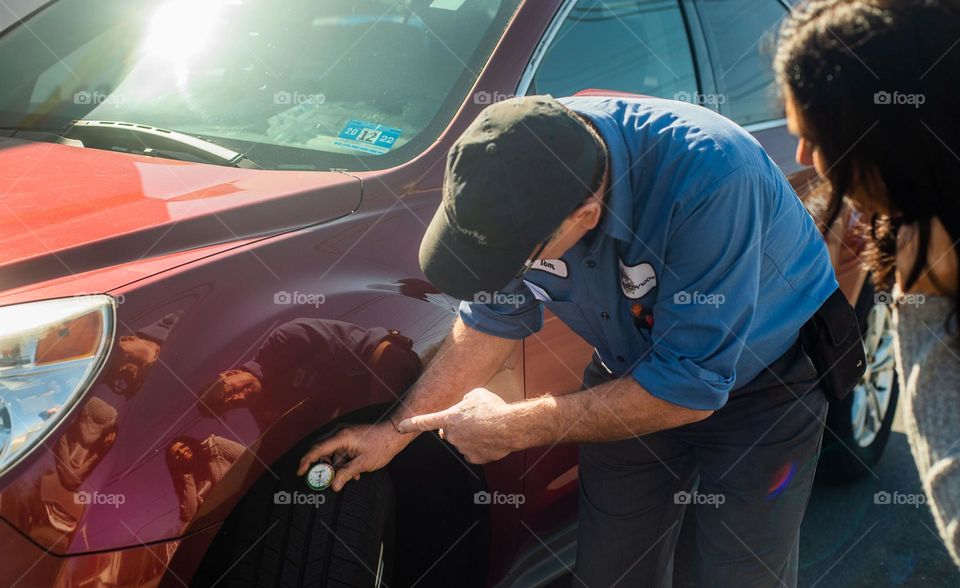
[300,95,838,587]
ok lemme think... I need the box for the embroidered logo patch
[530,258,568,278]
[619,260,657,299]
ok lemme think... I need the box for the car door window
[529,0,697,101]
[695,0,788,125]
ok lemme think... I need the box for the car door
[515,0,801,545]
[688,0,812,187]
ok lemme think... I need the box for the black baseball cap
[419,95,605,301]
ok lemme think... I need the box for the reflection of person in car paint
[165,434,244,522]
[198,319,422,430]
[53,397,118,491]
[89,543,168,588]
[106,313,179,397]
[201,369,262,410]
[0,396,120,550]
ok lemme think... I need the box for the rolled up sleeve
[631,168,762,410]
[458,278,543,339]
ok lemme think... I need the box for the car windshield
[0,0,518,171]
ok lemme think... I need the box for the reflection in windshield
[0,0,517,170]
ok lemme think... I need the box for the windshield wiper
[67,120,261,168]
[1,120,260,168]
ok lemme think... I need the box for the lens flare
[767,461,797,500]
[144,0,222,61]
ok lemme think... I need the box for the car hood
[0,138,361,294]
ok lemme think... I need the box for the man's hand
[297,421,411,492]
[397,388,522,464]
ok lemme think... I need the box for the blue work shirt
[459,96,837,410]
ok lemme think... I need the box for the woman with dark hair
[775,0,960,565]
[165,434,244,522]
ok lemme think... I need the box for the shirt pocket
[542,300,595,344]
[620,290,656,344]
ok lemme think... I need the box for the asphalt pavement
[796,407,959,587]
[549,404,959,587]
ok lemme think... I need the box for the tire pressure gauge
[306,460,335,492]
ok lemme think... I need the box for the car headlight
[0,296,115,476]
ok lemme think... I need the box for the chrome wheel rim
[374,541,385,588]
[850,303,896,447]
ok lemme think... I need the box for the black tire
[195,465,395,587]
[818,280,900,483]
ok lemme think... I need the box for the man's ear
[575,199,603,230]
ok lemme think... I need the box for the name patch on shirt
[530,258,568,278]
[619,260,657,299]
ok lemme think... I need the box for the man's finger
[331,449,350,469]
[397,410,453,433]
[297,434,348,476]
[332,462,359,492]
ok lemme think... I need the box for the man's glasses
[514,239,550,281]
[511,187,602,282]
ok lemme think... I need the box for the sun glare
[144,0,223,62]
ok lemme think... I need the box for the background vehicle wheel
[195,456,394,588]
[818,280,899,482]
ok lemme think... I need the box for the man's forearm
[389,318,517,428]
[508,378,713,448]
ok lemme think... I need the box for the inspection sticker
[334,120,402,155]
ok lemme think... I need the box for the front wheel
[195,465,395,587]
[819,282,899,482]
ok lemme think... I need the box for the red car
[0,1,896,586]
